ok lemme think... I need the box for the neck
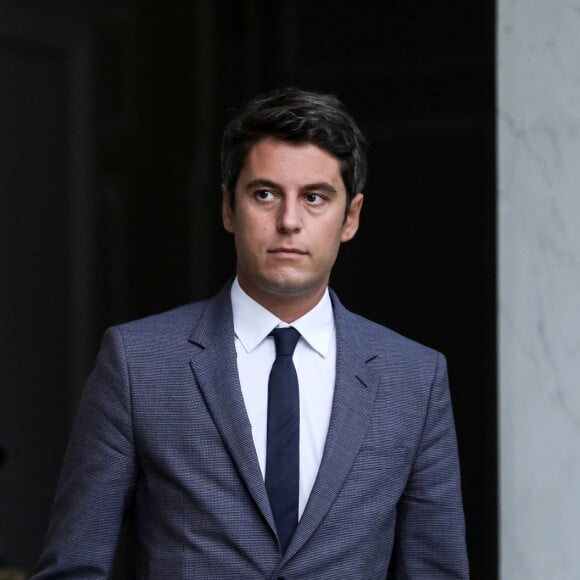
[237,278,327,323]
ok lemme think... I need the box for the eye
[255,189,275,202]
[305,192,325,205]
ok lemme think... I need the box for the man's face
[222,137,363,312]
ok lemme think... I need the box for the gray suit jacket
[33,286,469,579]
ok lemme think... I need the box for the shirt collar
[230,277,334,357]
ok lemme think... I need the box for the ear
[222,184,235,233]
[341,193,364,242]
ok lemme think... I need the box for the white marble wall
[498,1,580,578]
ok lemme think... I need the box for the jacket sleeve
[389,353,470,579]
[32,327,137,579]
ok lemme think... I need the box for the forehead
[249,137,340,172]
[238,138,344,188]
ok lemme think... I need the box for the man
[33,88,469,578]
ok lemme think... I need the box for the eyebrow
[245,179,338,194]
[244,179,281,191]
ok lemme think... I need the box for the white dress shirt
[230,277,336,518]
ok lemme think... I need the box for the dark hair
[221,87,367,205]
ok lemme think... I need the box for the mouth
[268,247,308,256]
[268,247,308,255]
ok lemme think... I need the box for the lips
[268,247,308,255]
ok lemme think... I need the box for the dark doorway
[0,1,495,577]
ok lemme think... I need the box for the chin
[262,276,321,298]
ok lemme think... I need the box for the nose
[276,197,302,233]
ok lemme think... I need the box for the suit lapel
[188,286,276,533]
[283,292,380,561]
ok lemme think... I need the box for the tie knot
[271,327,300,357]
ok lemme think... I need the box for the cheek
[317,218,346,244]
[235,220,268,254]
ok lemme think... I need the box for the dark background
[0,1,496,577]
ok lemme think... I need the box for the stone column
[498,1,580,578]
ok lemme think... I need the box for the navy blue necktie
[265,327,300,552]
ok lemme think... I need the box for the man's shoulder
[112,297,214,344]
[341,310,447,392]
